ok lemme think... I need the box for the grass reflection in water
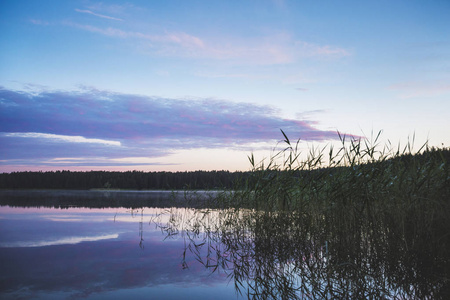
[155,131,449,299]
[156,206,448,299]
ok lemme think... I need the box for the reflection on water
[0,190,449,299]
[0,200,241,299]
[157,206,450,299]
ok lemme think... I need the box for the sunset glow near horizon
[1,1,449,172]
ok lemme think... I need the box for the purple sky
[0,87,342,171]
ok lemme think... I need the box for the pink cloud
[0,88,339,144]
[66,22,349,64]
[0,87,355,169]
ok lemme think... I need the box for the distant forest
[0,170,247,190]
[1,147,448,190]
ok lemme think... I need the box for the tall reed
[181,130,450,299]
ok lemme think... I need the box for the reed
[226,130,449,222]
[171,130,450,299]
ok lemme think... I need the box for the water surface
[1,190,448,299]
[0,191,242,299]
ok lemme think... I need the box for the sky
[1,0,449,172]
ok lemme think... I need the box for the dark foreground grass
[227,130,449,214]
[161,131,450,299]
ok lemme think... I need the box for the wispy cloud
[3,132,121,146]
[388,81,450,98]
[75,8,123,21]
[29,19,50,26]
[0,87,348,169]
[65,22,205,52]
[85,2,136,17]
[0,157,174,168]
[295,41,351,57]
[65,21,349,64]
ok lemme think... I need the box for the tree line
[1,147,448,191]
[0,170,248,190]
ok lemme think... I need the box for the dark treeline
[0,170,248,190]
[1,147,448,191]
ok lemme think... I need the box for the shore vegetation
[161,130,450,299]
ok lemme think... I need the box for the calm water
[0,191,243,300]
[0,190,448,299]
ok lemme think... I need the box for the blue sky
[1,0,449,172]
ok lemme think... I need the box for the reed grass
[162,130,450,299]
[230,129,448,211]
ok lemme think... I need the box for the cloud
[29,19,50,26]
[388,81,450,98]
[3,132,121,146]
[85,2,136,17]
[65,22,205,52]
[0,133,169,163]
[0,87,346,169]
[0,87,339,142]
[0,156,177,168]
[75,8,123,21]
[65,22,349,64]
[295,41,351,57]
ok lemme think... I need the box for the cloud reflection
[0,234,119,248]
[0,206,236,299]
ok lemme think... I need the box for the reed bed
[228,130,449,213]
[161,130,449,299]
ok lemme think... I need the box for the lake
[0,190,449,299]
[0,190,244,300]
